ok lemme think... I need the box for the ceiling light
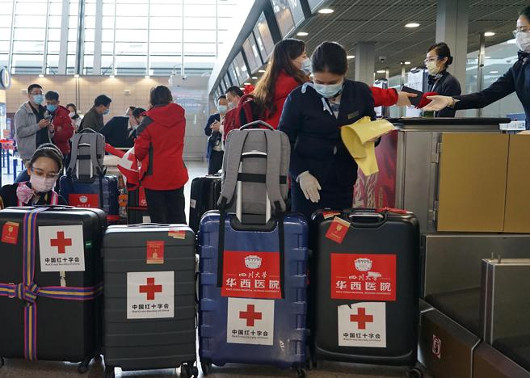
[318,8,334,14]
[404,61,411,65]
[405,22,420,28]
[251,76,258,80]
[489,70,499,74]
[145,75,150,79]
[38,74,44,78]
[297,32,308,37]
[109,74,115,78]
[347,55,355,59]
[376,70,386,73]
[74,74,79,78]
[244,82,251,85]
[258,69,266,73]
[484,31,495,37]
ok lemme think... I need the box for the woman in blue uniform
[278,41,375,220]
[425,6,530,124]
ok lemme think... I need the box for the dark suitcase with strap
[188,174,221,233]
[102,224,197,377]
[0,206,106,372]
[309,208,420,374]
[126,186,150,224]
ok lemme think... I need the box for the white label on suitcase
[190,199,196,209]
[226,297,274,345]
[337,302,386,348]
[127,271,174,319]
[38,225,85,272]
[142,216,151,223]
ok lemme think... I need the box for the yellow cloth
[340,116,395,176]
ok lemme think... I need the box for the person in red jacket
[134,85,188,224]
[251,39,415,130]
[44,91,74,168]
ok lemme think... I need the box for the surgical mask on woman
[426,60,441,75]
[69,112,75,118]
[30,174,56,193]
[300,58,312,75]
[217,105,227,113]
[313,81,344,99]
[516,31,530,52]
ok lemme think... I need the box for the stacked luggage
[59,128,120,223]
[188,173,222,233]
[126,186,150,224]
[198,122,308,377]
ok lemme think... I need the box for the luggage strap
[0,207,103,361]
[216,211,286,299]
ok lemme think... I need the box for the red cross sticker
[139,277,163,300]
[350,307,373,330]
[50,231,72,254]
[239,304,262,327]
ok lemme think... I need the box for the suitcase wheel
[407,367,423,378]
[104,366,115,378]
[180,363,198,378]
[201,361,212,376]
[77,357,91,374]
[296,368,306,378]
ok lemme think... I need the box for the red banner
[221,251,281,299]
[68,194,99,208]
[331,253,396,301]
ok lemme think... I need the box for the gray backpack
[67,128,106,182]
[217,121,290,224]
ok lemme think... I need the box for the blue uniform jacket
[204,113,221,158]
[278,79,376,189]
[428,71,461,117]
[454,57,530,123]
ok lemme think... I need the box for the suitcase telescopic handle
[239,120,274,131]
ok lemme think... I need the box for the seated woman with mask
[0,143,67,209]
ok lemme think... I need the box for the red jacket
[134,103,188,190]
[263,70,303,129]
[52,105,74,155]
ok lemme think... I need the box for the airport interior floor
[0,159,429,378]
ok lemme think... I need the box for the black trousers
[144,187,186,224]
[208,150,224,174]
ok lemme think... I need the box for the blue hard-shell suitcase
[59,175,120,223]
[198,211,308,376]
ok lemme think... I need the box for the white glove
[396,91,417,107]
[423,95,454,111]
[298,171,321,203]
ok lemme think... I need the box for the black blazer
[100,116,135,148]
[454,58,530,123]
[428,71,461,117]
[204,113,221,158]
[278,80,376,189]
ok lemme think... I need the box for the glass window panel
[149,17,181,30]
[102,42,113,54]
[46,55,59,70]
[102,16,115,29]
[150,55,180,68]
[0,41,9,51]
[115,29,147,42]
[150,4,180,17]
[14,15,46,28]
[150,29,180,42]
[85,28,96,43]
[0,55,8,67]
[102,29,114,42]
[183,43,216,55]
[183,30,216,43]
[48,15,62,28]
[15,2,47,15]
[47,41,61,54]
[183,4,216,17]
[116,3,148,15]
[69,15,78,29]
[115,16,148,29]
[150,42,181,55]
[83,54,94,68]
[101,55,113,69]
[47,28,61,40]
[68,28,77,40]
[68,41,77,54]
[84,41,95,54]
[84,15,96,29]
[12,41,44,53]
[66,54,76,69]
[84,3,96,15]
[115,55,146,68]
[0,29,10,42]
[0,15,13,28]
[115,42,147,55]
[183,18,215,30]
[12,54,43,67]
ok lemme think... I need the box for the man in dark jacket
[79,94,112,132]
[204,95,227,174]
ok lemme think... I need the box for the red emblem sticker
[2,221,19,245]
[325,217,351,244]
[322,211,341,219]
[168,228,186,239]
[146,240,164,264]
[139,187,147,207]
[330,253,397,301]
[221,251,281,299]
[68,194,99,208]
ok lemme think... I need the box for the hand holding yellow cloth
[340,116,395,176]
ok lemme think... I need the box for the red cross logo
[50,231,72,254]
[139,277,162,300]
[350,307,373,330]
[239,304,262,327]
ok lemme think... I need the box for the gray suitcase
[102,224,197,378]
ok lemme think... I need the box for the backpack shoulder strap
[217,131,248,209]
[264,130,286,214]
[67,133,81,174]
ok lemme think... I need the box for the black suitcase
[127,186,150,224]
[102,224,197,378]
[0,206,106,372]
[309,208,420,373]
[189,174,221,233]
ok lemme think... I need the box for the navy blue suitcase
[198,211,308,376]
[59,175,120,223]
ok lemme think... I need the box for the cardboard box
[504,135,530,233]
[437,133,509,232]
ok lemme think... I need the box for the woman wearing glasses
[424,42,461,117]
[425,6,530,124]
[0,144,67,209]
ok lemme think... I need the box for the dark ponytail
[311,41,348,75]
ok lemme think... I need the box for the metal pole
[215,0,219,58]
[7,0,16,73]
[42,0,51,75]
[477,32,486,117]
[400,61,406,118]
[75,0,85,75]
[181,0,185,77]
[146,0,151,76]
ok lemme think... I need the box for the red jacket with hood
[134,103,188,190]
[51,105,74,155]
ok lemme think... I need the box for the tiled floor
[0,158,428,378]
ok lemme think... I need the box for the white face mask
[69,111,75,118]
[426,60,440,75]
[300,58,312,75]
[30,175,56,193]
[516,31,530,52]
[313,81,344,99]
